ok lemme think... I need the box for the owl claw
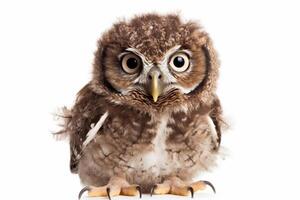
[106,187,111,200]
[188,186,194,198]
[78,186,90,200]
[202,180,216,193]
[150,185,157,196]
[136,185,142,198]
[150,178,216,197]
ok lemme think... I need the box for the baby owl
[56,13,225,199]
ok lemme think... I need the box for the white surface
[0,0,300,200]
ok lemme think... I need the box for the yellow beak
[150,74,161,102]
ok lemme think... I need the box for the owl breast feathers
[56,13,226,192]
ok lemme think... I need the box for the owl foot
[78,177,141,200]
[150,177,215,198]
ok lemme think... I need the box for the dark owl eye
[169,53,190,72]
[121,54,142,74]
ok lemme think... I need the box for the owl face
[92,14,219,113]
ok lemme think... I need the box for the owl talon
[79,177,142,199]
[136,185,142,198]
[120,184,142,197]
[189,180,216,195]
[106,187,111,200]
[151,177,216,197]
[188,186,194,198]
[78,186,90,200]
[150,185,157,196]
[202,180,216,193]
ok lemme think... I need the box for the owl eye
[169,53,190,72]
[121,54,142,74]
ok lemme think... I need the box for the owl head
[91,14,219,113]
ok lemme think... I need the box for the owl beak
[150,75,161,102]
[148,69,162,103]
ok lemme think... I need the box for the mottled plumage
[56,13,225,196]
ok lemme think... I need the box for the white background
[0,0,300,200]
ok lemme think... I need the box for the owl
[56,13,225,199]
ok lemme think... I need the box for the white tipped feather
[83,112,109,147]
[207,116,218,144]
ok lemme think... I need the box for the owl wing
[56,83,108,173]
[209,96,226,150]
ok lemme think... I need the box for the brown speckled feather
[59,84,107,172]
